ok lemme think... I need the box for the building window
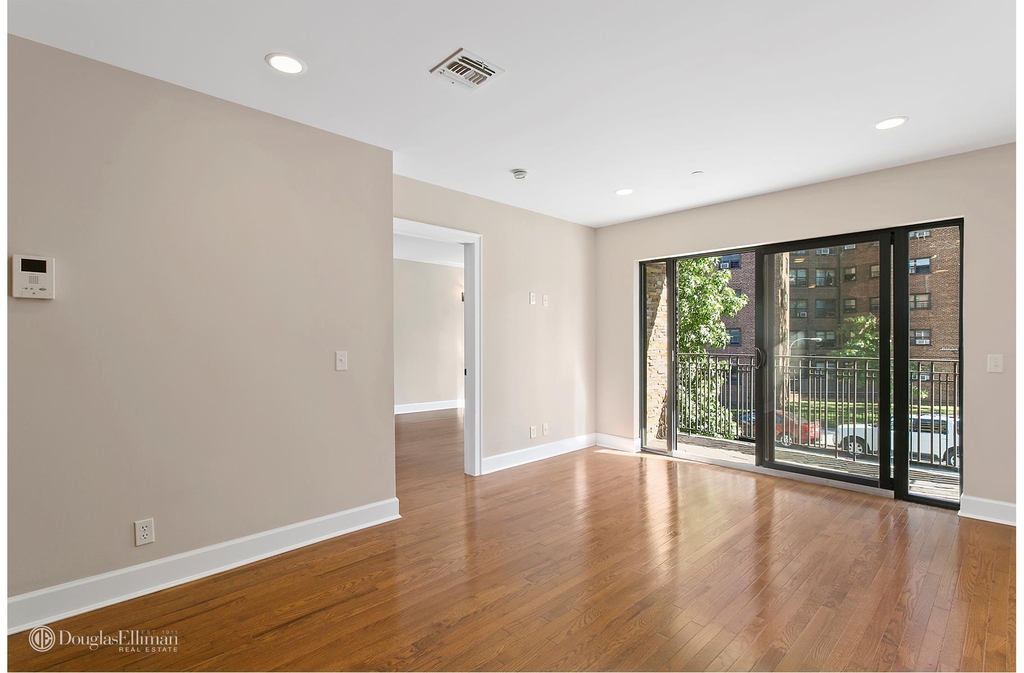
[910,329,932,346]
[727,328,742,346]
[815,247,834,256]
[791,299,808,317]
[909,230,931,239]
[870,297,880,312]
[815,269,836,287]
[843,298,857,313]
[733,288,744,298]
[719,254,742,269]
[790,268,808,287]
[870,264,880,278]
[843,266,857,281]
[815,299,837,318]
[909,257,932,274]
[815,330,837,347]
[910,293,931,310]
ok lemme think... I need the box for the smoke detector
[431,48,505,90]
[511,169,528,180]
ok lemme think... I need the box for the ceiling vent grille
[430,48,504,90]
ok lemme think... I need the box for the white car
[834,415,960,467]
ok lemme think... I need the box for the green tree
[675,257,748,438]
[835,315,879,358]
[676,257,748,352]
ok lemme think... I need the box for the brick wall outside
[643,263,670,446]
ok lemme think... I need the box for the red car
[735,410,821,447]
[776,411,820,447]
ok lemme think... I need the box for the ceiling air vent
[430,48,504,90]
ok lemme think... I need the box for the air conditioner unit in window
[915,339,930,345]
[818,248,832,255]
[720,262,731,269]
[795,311,808,318]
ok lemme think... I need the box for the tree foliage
[675,257,749,438]
[834,315,879,358]
[676,257,748,354]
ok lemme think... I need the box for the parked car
[735,410,820,447]
[834,414,960,466]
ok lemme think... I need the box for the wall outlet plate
[529,292,536,306]
[530,425,537,439]
[135,518,155,546]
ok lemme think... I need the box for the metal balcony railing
[676,352,960,470]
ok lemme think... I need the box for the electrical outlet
[530,425,537,439]
[529,292,536,306]
[135,518,155,547]
[542,423,549,436]
[987,354,1004,373]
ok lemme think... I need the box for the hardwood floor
[8,409,1015,671]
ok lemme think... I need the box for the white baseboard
[7,497,401,635]
[595,433,640,452]
[394,399,464,414]
[960,495,1016,527]
[482,433,596,474]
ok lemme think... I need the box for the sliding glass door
[759,234,891,489]
[895,223,963,504]
[639,219,963,508]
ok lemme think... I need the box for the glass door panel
[762,241,884,485]
[904,225,961,502]
[641,261,673,453]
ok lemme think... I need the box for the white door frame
[394,218,483,476]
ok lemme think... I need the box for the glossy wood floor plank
[8,409,1016,671]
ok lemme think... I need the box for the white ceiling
[9,1,1015,227]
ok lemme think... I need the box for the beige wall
[8,37,396,594]
[394,177,596,457]
[394,260,465,406]
[595,144,1016,504]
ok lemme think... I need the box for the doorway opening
[393,218,483,476]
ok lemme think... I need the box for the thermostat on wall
[13,255,55,299]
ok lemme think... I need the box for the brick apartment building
[713,226,960,359]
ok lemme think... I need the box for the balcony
[675,353,960,500]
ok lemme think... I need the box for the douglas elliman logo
[28,625,178,654]
[28,626,55,652]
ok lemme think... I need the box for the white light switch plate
[529,292,536,305]
[987,354,1004,373]
[335,351,348,371]
[542,294,549,307]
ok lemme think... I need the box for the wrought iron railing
[676,353,960,470]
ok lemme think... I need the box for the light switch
[542,294,549,307]
[335,351,348,371]
[987,354,1004,373]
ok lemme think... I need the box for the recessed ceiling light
[265,53,306,74]
[874,116,908,130]
[691,170,705,176]
[615,188,633,196]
